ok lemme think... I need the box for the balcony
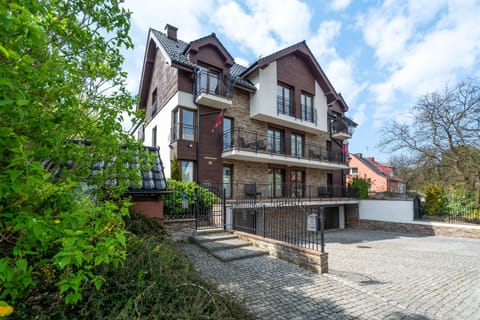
[331,117,355,140]
[169,123,195,142]
[194,70,233,109]
[222,128,348,170]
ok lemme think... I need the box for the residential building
[346,153,405,193]
[132,24,357,207]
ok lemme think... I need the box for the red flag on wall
[212,109,224,132]
[342,143,348,153]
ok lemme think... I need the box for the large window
[268,168,285,198]
[171,108,195,142]
[197,65,221,95]
[277,84,292,116]
[291,170,305,198]
[291,133,303,157]
[151,88,157,116]
[301,93,313,122]
[181,160,194,182]
[267,128,283,154]
[223,117,233,150]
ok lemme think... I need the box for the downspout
[193,67,200,184]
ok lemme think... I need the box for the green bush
[424,185,446,215]
[347,177,370,199]
[163,179,219,216]
[12,213,254,319]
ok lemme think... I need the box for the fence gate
[194,184,226,230]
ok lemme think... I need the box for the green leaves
[0,0,144,311]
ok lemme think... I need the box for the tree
[0,0,146,311]
[347,177,371,199]
[380,78,480,203]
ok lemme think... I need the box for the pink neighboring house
[346,153,406,193]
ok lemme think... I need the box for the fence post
[223,188,226,231]
[194,187,198,230]
[262,204,266,238]
[319,207,325,253]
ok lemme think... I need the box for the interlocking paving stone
[177,229,480,320]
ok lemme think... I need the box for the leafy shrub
[424,185,446,215]
[346,177,370,199]
[12,213,254,319]
[163,179,219,216]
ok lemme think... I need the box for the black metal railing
[195,70,233,99]
[169,123,195,142]
[232,198,325,251]
[331,117,355,137]
[223,128,346,163]
[232,182,347,201]
[276,97,317,124]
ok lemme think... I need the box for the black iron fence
[163,182,225,230]
[223,128,346,163]
[232,198,325,252]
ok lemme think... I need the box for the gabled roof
[149,28,255,91]
[350,153,404,182]
[240,41,349,112]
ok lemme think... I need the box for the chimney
[165,24,178,40]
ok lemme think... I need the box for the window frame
[267,127,284,154]
[180,160,195,182]
[301,92,314,123]
[290,132,304,158]
[277,83,293,116]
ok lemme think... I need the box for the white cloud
[234,56,249,67]
[351,103,366,125]
[331,0,351,11]
[211,0,311,56]
[359,0,480,123]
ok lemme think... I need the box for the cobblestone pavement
[178,230,480,320]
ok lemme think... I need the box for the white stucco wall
[315,81,328,132]
[359,200,414,223]
[144,91,196,178]
[250,61,277,118]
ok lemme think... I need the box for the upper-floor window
[151,88,157,116]
[267,128,283,154]
[197,65,221,95]
[277,83,292,116]
[171,108,195,142]
[301,93,313,122]
[291,133,304,157]
[350,167,358,175]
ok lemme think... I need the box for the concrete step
[211,245,269,262]
[191,232,237,243]
[200,238,252,252]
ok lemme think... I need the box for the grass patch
[12,213,253,319]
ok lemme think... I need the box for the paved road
[179,230,480,319]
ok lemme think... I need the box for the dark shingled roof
[127,146,167,194]
[150,28,256,91]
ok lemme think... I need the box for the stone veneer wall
[357,219,480,239]
[162,219,196,241]
[345,203,360,226]
[234,230,328,274]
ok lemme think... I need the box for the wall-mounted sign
[307,214,318,232]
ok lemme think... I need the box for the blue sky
[122,0,480,163]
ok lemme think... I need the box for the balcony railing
[331,117,355,139]
[231,182,349,201]
[223,128,346,164]
[276,97,317,125]
[195,70,233,99]
[169,123,195,142]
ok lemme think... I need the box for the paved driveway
[180,230,480,319]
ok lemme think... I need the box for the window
[268,168,285,198]
[171,108,195,142]
[326,140,332,161]
[301,93,313,122]
[277,84,292,116]
[197,65,221,95]
[291,170,305,198]
[350,167,358,175]
[152,126,157,147]
[223,117,233,150]
[223,165,233,199]
[291,133,303,157]
[267,128,283,154]
[151,88,157,116]
[181,160,194,182]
